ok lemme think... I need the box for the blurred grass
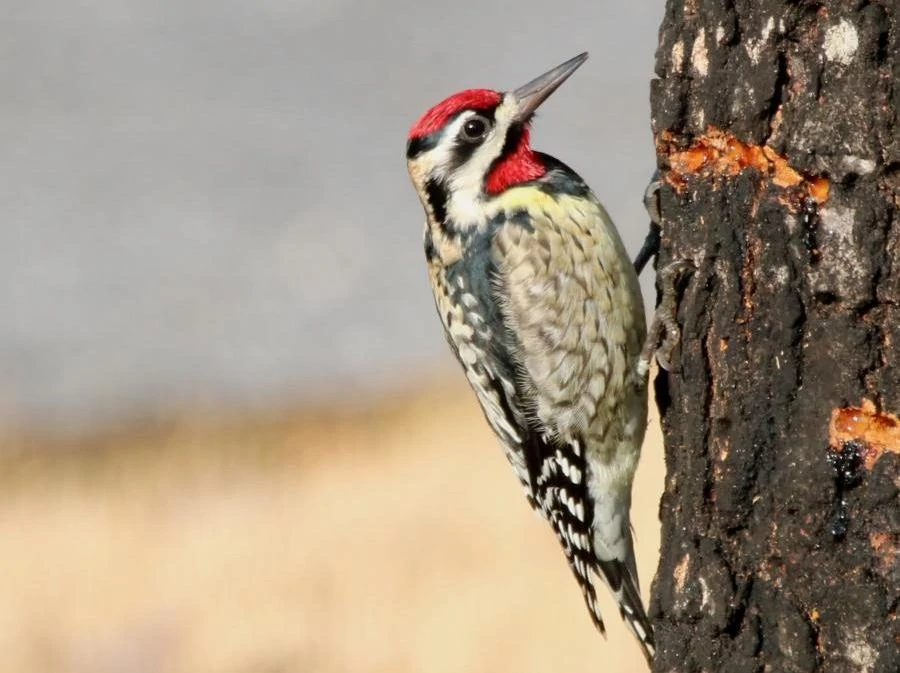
[0,375,664,673]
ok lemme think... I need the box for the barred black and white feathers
[406,53,655,664]
[535,435,654,655]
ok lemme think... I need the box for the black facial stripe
[424,178,447,224]
[449,138,480,170]
[500,123,523,157]
[406,132,440,159]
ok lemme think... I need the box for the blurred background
[1,2,665,672]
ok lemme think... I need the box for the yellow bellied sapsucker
[405,53,656,663]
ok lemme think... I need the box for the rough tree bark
[648,2,899,672]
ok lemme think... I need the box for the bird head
[406,53,588,212]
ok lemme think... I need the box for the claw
[638,260,694,375]
[642,171,662,227]
[633,172,662,275]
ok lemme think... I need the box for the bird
[405,52,655,663]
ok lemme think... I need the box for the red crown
[408,89,502,139]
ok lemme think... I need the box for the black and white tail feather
[529,432,655,664]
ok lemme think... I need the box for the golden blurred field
[0,375,664,673]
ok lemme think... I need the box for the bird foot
[632,172,662,275]
[638,259,694,376]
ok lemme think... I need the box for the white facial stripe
[446,96,518,223]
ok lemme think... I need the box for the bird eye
[460,115,491,143]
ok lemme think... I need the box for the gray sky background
[3,1,663,429]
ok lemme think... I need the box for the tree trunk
[648,2,899,671]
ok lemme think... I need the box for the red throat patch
[485,127,546,194]
[408,89,502,139]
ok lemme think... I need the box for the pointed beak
[510,52,588,124]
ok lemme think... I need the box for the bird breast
[493,194,646,451]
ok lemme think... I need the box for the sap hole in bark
[825,440,865,541]
[800,198,821,263]
[814,291,839,306]
[828,509,849,542]
[828,440,865,490]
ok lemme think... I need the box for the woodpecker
[405,53,655,663]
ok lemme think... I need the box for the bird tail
[596,557,655,665]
